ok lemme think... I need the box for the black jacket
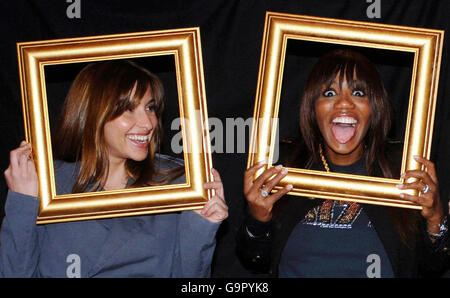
[237,141,450,277]
[237,196,450,277]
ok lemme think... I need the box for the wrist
[427,213,445,232]
[427,216,448,239]
[249,208,272,223]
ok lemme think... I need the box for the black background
[0,0,449,278]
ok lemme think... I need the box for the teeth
[332,117,357,125]
[126,134,149,142]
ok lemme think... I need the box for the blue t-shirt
[278,157,394,278]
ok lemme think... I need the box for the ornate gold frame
[248,12,444,209]
[17,28,213,223]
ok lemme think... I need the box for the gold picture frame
[248,12,444,209]
[17,28,213,223]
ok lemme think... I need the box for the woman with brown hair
[1,60,228,277]
[238,49,449,277]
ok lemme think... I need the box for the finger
[206,202,228,221]
[19,140,29,147]
[19,148,33,168]
[211,168,224,198]
[413,155,438,185]
[244,161,267,179]
[402,170,435,189]
[203,181,222,190]
[397,180,429,193]
[203,207,228,222]
[251,165,284,193]
[265,184,293,206]
[400,193,433,209]
[262,167,288,192]
[244,161,266,192]
[3,166,11,182]
[203,181,225,200]
[201,197,228,217]
[9,145,31,169]
[203,200,228,218]
[211,168,222,182]
[27,155,38,176]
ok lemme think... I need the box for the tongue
[331,124,356,144]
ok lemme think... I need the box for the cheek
[149,114,159,131]
[314,101,329,128]
[108,117,134,132]
[358,102,372,127]
[151,114,158,126]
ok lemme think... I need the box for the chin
[131,154,149,162]
[126,151,149,162]
[327,139,363,155]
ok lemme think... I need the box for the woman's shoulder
[53,160,80,194]
[154,153,184,170]
[152,154,185,185]
[54,159,79,171]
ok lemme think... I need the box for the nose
[334,91,355,110]
[135,109,154,131]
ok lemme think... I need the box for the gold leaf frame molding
[17,28,213,223]
[248,12,444,209]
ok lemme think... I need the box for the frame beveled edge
[248,12,444,209]
[16,27,213,224]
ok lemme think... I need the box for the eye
[146,104,156,112]
[322,89,337,97]
[352,90,366,97]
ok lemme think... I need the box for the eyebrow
[144,98,156,105]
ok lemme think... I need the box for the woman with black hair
[238,49,449,277]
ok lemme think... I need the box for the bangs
[313,49,383,100]
[111,77,162,119]
[321,61,370,94]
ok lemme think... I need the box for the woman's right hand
[243,161,292,222]
[4,141,38,197]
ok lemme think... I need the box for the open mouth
[331,116,357,144]
[126,134,150,147]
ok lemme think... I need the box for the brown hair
[53,60,178,193]
[293,49,419,245]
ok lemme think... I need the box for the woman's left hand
[397,155,444,234]
[195,168,228,223]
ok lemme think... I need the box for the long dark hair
[299,49,392,177]
[289,49,419,244]
[53,60,180,193]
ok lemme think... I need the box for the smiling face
[103,87,158,165]
[315,73,371,165]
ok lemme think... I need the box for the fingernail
[399,193,405,199]
[281,168,288,175]
[275,164,283,170]
[396,184,403,189]
[287,184,293,190]
[413,155,420,160]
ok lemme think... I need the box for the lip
[330,113,359,125]
[126,133,151,149]
[329,114,359,144]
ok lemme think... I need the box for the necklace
[302,145,362,229]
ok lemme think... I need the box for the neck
[103,158,128,190]
[324,144,364,166]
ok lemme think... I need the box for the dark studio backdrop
[0,0,449,278]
